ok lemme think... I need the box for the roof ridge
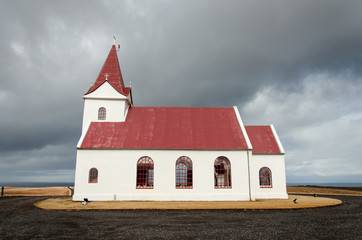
[130,106,234,109]
[245,125,271,127]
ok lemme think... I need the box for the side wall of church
[73,149,251,201]
[249,154,288,199]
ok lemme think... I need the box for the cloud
[0,143,75,182]
[242,72,362,182]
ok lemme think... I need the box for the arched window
[136,156,154,189]
[98,107,106,120]
[259,167,272,188]
[176,156,192,189]
[88,168,98,183]
[214,156,231,188]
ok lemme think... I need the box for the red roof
[81,107,248,150]
[245,126,281,154]
[122,87,131,96]
[86,45,127,95]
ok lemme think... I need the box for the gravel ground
[0,195,361,239]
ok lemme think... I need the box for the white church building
[73,44,288,201]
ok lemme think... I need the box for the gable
[85,81,129,100]
[80,107,249,150]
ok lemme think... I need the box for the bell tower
[81,44,132,133]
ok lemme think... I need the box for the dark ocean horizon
[1,182,362,188]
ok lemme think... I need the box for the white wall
[73,149,251,201]
[249,154,288,199]
[82,82,130,133]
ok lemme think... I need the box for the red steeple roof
[86,45,126,95]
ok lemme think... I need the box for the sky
[1,0,361,184]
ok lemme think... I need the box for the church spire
[85,44,125,95]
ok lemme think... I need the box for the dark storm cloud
[120,1,362,107]
[0,0,361,182]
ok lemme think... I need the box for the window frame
[259,167,272,188]
[98,107,106,120]
[88,168,98,183]
[214,156,232,189]
[136,156,154,189]
[175,156,193,189]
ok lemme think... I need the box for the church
[73,43,288,201]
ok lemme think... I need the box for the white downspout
[247,150,255,201]
[233,106,254,201]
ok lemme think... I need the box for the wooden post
[67,187,74,197]
[1,186,4,197]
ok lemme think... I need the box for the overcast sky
[1,0,361,184]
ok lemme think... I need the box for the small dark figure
[314,193,317,197]
[293,198,298,203]
[82,198,89,205]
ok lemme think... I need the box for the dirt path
[35,195,342,210]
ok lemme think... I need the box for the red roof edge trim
[79,147,247,151]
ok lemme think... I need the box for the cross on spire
[104,73,110,80]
